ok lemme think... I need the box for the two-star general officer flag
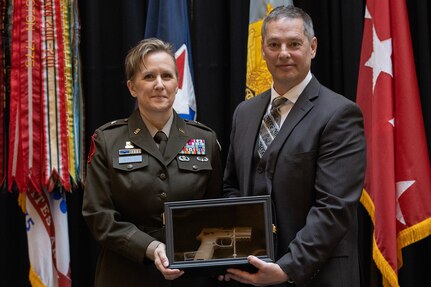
[144,0,196,120]
[357,0,431,286]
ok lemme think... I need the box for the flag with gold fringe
[245,0,292,99]
[356,1,431,286]
[5,0,84,285]
[23,187,71,287]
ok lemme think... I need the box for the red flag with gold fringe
[357,0,431,286]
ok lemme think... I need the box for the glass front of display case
[164,195,274,275]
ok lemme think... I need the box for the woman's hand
[153,243,185,280]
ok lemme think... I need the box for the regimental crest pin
[196,156,208,162]
[178,155,190,162]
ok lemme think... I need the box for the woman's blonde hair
[125,38,178,81]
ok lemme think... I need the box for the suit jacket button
[160,192,167,200]
[159,173,167,180]
[256,167,263,173]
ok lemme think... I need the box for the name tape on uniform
[119,155,143,164]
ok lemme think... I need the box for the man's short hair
[262,5,315,42]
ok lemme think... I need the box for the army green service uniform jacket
[83,110,223,287]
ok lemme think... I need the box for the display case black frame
[164,195,274,276]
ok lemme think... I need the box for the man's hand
[218,255,289,286]
[153,243,184,280]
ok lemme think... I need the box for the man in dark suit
[221,6,366,287]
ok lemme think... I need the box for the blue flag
[145,0,196,120]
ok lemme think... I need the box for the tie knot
[271,96,288,111]
[154,131,168,144]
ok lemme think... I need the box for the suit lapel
[263,77,320,193]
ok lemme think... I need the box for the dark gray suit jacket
[224,77,366,287]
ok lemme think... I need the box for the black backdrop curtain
[1,0,430,286]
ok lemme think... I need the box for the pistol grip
[194,240,215,260]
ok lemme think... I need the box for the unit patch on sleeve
[87,133,97,164]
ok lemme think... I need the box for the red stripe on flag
[176,49,185,89]
[357,1,431,286]
[8,0,44,193]
[9,0,25,192]
[28,0,43,193]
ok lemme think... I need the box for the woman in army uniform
[82,38,223,286]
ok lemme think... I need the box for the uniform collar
[140,112,174,138]
[127,110,189,165]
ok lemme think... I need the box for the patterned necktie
[257,96,288,158]
[154,131,168,155]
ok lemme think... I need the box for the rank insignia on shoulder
[179,139,206,155]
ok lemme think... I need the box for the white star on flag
[365,25,393,92]
[396,180,415,225]
[357,2,431,286]
[364,6,371,19]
